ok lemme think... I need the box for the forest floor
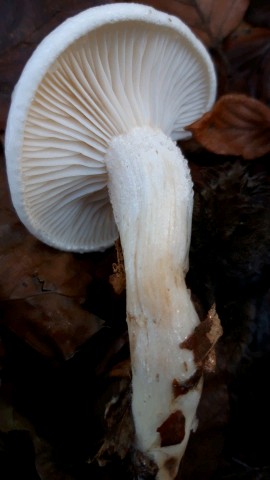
[1,1,270,479]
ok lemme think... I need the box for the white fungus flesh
[105,127,202,478]
[5,3,217,479]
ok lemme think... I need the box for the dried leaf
[180,304,222,370]
[130,0,249,47]
[0,295,104,359]
[246,0,270,30]
[109,359,131,378]
[225,27,270,104]
[187,94,270,159]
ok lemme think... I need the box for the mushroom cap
[5,3,216,253]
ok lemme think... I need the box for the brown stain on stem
[157,410,185,447]
[172,368,202,398]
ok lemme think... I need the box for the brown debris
[157,410,186,447]
[131,449,159,479]
[180,305,222,372]
[96,379,134,464]
[109,239,126,295]
[203,348,217,374]
[109,359,131,379]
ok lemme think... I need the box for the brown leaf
[130,0,250,47]
[0,294,103,359]
[109,359,131,378]
[187,94,270,159]
[225,27,270,105]
[180,304,222,369]
[246,0,270,30]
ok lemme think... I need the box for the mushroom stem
[105,126,201,479]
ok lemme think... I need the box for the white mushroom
[5,3,216,479]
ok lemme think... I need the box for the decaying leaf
[180,304,223,372]
[109,359,131,378]
[225,27,270,104]
[0,227,104,359]
[0,294,104,359]
[132,0,249,47]
[187,94,270,160]
[246,0,270,29]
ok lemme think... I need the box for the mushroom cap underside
[5,3,216,252]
